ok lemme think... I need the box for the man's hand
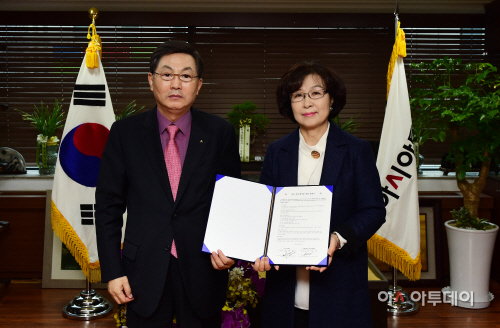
[253,256,279,272]
[211,250,235,270]
[306,233,339,273]
[108,276,134,304]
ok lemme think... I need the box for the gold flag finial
[385,21,406,100]
[89,7,99,24]
[86,7,102,68]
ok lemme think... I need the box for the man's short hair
[149,40,204,78]
[276,60,346,123]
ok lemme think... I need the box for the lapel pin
[200,140,203,143]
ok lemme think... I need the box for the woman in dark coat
[254,61,386,327]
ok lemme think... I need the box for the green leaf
[451,207,496,230]
[115,100,144,121]
[15,99,66,137]
[227,101,270,137]
[458,171,466,180]
[439,130,446,142]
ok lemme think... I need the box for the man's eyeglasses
[154,72,199,82]
[290,89,328,102]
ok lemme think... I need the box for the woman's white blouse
[294,123,330,310]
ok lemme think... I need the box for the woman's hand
[253,256,279,272]
[306,233,339,273]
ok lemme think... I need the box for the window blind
[405,27,486,163]
[0,25,189,163]
[0,24,486,164]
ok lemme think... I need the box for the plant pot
[37,135,59,175]
[443,220,498,309]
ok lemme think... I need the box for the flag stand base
[387,267,419,316]
[387,284,419,316]
[62,281,113,320]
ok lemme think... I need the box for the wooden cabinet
[0,191,47,279]
[0,221,10,299]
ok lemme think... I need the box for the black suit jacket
[259,124,386,327]
[95,107,241,318]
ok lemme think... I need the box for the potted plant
[16,99,66,175]
[331,115,360,133]
[410,58,499,308]
[227,101,270,162]
[444,207,498,308]
[115,100,144,121]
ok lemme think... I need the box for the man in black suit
[95,40,241,327]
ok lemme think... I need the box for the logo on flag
[59,122,109,187]
[51,53,116,283]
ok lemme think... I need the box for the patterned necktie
[165,124,181,258]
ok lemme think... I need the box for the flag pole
[385,2,419,315]
[387,267,419,315]
[60,7,113,321]
[394,0,399,39]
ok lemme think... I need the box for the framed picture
[368,198,444,287]
[42,190,106,289]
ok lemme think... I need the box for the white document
[266,186,333,266]
[203,175,272,262]
[203,175,333,265]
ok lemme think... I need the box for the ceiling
[0,0,495,14]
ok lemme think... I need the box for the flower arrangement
[222,260,265,328]
[114,304,127,327]
[114,260,265,328]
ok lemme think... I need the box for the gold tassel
[367,234,422,281]
[51,200,102,283]
[386,21,407,100]
[86,23,102,69]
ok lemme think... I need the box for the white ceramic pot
[443,220,498,309]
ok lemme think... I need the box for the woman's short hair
[276,60,346,123]
[149,40,204,79]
